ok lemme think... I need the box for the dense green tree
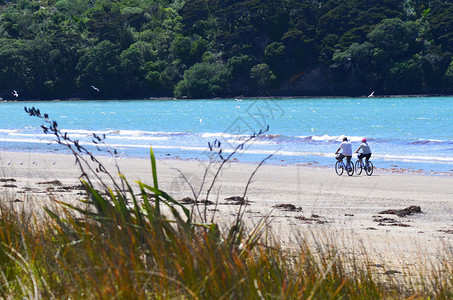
[227,54,253,77]
[190,37,208,62]
[424,1,453,54]
[55,0,90,17]
[250,63,277,90]
[0,38,75,98]
[367,18,420,61]
[445,60,453,87]
[76,40,122,97]
[331,18,425,94]
[0,39,33,95]
[159,63,182,93]
[384,58,424,93]
[1,0,453,98]
[174,61,231,98]
[180,0,209,32]
[264,42,285,63]
[226,54,253,95]
[120,41,156,95]
[171,34,192,62]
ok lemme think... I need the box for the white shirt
[358,142,371,154]
[340,141,353,156]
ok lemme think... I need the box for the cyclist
[355,138,372,170]
[335,137,353,168]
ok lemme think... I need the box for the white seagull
[91,85,100,92]
[12,90,18,97]
[368,91,375,98]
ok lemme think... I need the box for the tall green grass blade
[239,218,267,257]
[2,245,39,299]
[150,147,160,215]
[119,174,145,228]
[137,182,191,223]
[43,206,75,238]
[54,201,109,221]
[107,187,128,221]
[138,184,154,222]
[150,147,158,190]
[81,180,112,215]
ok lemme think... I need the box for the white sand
[1,151,453,272]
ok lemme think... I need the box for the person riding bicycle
[355,138,372,169]
[335,137,353,168]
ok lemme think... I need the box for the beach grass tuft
[2,197,453,298]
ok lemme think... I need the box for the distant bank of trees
[0,0,452,99]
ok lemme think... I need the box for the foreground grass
[1,195,452,299]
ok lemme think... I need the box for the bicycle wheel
[335,161,344,176]
[346,161,354,176]
[365,161,374,176]
[355,160,362,175]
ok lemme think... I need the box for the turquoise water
[1,97,453,174]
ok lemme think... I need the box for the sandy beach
[1,151,453,273]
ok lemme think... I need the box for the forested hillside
[0,0,452,99]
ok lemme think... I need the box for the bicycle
[354,158,374,176]
[335,157,354,176]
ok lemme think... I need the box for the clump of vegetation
[0,108,451,298]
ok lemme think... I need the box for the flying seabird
[12,90,18,97]
[368,91,375,98]
[91,85,100,92]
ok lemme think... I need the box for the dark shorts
[358,153,372,160]
[336,154,352,161]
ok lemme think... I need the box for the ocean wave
[259,134,282,140]
[108,136,169,141]
[101,143,208,151]
[9,133,50,138]
[409,139,450,145]
[202,132,287,142]
[373,154,453,163]
[201,132,248,139]
[112,129,185,136]
[0,137,53,144]
[0,129,22,134]
[225,139,276,146]
[11,132,112,140]
[62,129,111,135]
[297,135,367,143]
[61,129,185,137]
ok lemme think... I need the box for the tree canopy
[0,0,452,99]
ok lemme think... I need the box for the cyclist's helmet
[362,138,367,142]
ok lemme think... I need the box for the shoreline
[3,148,452,177]
[2,94,452,102]
[1,151,453,271]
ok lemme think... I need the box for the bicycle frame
[355,158,374,176]
[335,158,354,176]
